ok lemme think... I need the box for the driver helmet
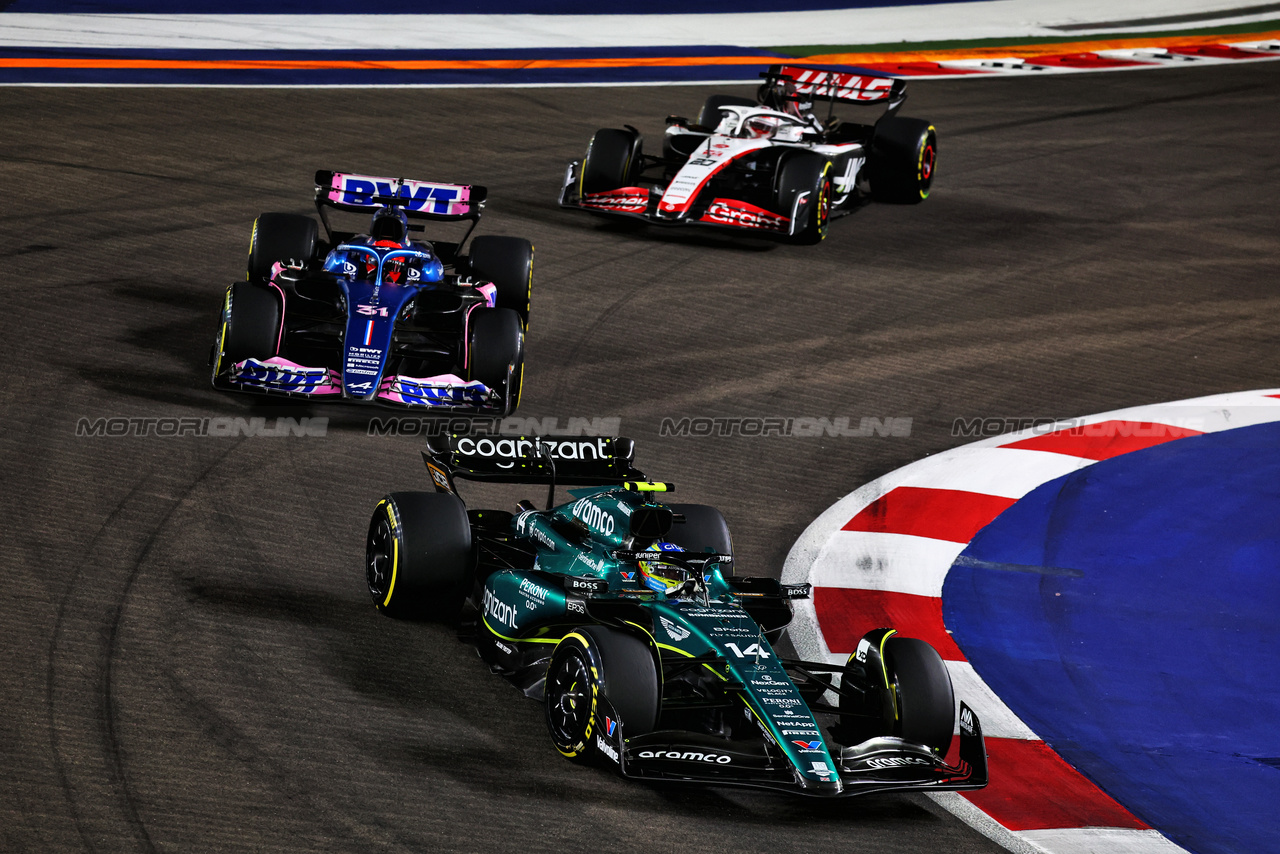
[370,206,409,247]
[381,256,417,285]
[638,542,687,595]
[743,115,781,139]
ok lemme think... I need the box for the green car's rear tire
[366,492,472,620]
[545,627,658,764]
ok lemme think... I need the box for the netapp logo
[572,498,616,537]
[455,436,611,469]
[639,750,732,765]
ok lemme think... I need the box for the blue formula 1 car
[211,171,532,414]
[363,435,988,797]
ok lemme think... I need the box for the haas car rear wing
[423,434,646,495]
[762,65,906,112]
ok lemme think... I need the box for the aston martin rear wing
[422,434,646,494]
[762,65,906,111]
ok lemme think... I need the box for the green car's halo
[363,433,988,797]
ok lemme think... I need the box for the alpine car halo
[211,171,532,414]
[364,434,988,797]
[560,65,937,244]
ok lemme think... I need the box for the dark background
[2,62,1277,852]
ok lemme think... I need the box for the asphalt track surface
[3,63,1278,853]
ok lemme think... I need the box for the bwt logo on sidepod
[571,498,616,537]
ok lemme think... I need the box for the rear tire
[214,281,281,376]
[580,128,643,194]
[777,153,832,244]
[366,492,472,620]
[545,627,659,763]
[885,636,955,754]
[466,236,533,327]
[868,117,937,204]
[467,308,524,415]
[248,212,318,284]
[698,94,757,129]
[663,504,732,557]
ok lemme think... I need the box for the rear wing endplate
[763,65,906,109]
[423,434,646,493]
[314,170,486,222]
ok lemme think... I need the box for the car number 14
[724,642,771,659]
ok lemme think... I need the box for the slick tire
[214,281,282,376]
[467,308,524,416]
[580,128,642,194]
[545,627,659,764]
[247,212,318,284]
[697,94,757,129]
[867,116,937,204]
[885,636,955,754]
[777,152,833,245]
[466,236,533,327]
[662,504,732,557]
[366,492,473,620]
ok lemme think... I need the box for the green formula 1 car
[363,434,988,797]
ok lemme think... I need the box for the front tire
[777,153,832,245]
[545,627,659,763]
[466,236,533,327]
[868,117,937,204]
[580,128,643,194]
[248,212,318,284]
[214,281,282,377]
[886,636,955,753]
[467,308,524,415]
[366,492,472,620]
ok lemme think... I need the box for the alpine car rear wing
[422,434,647,495]
[762,65,906,112]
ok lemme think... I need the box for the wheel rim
[366,512,394,600]
[547,648,593,745]
[816,175,831,238]
[919,138,936,191]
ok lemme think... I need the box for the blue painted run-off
[943,421,1280,854]
[4,0,981,14]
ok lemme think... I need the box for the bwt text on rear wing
[422,434,648,497]
[314,170,487,220]
[763,65,906,111]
